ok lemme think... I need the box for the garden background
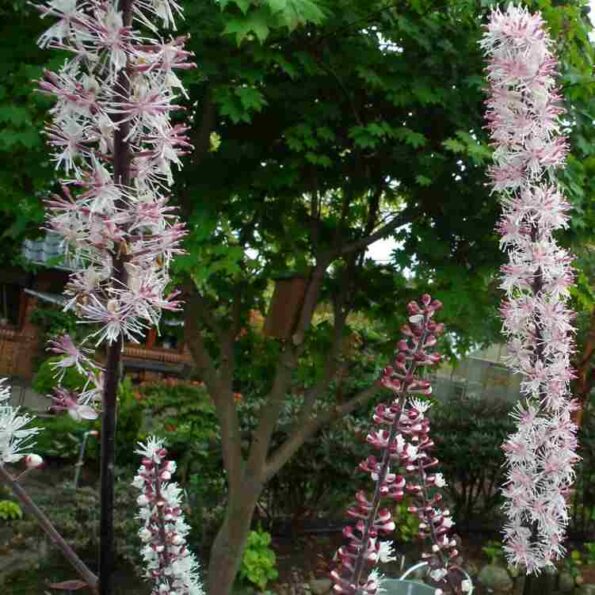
[0,0,593,593]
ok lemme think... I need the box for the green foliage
[263,413,371,520]
[172,0,595,371]
[0,500,23,521]
[217,0,325,44]
[133,381,226,545]
[29,305,78,345]
[431,394,515,521]
[14,479,140,568]
[32,357,88,396]
[565,548,583,580]
[570,399,595,535]
[137,381,220,474]
[0,4,53,257]
[393,499,419,543]
[239,528,279,590]
[482,540,505,566]
[564,543,595,581]
[585,543,595,565]
[34,414,99,462]
[113,378,144,468]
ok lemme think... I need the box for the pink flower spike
[330,298,464,594]
[482,5,579,573]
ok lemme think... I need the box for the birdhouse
[263,274,308,339]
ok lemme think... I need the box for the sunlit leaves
[217,0,325,44]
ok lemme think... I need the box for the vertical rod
[99,340,123,595]
[98,1,133,592]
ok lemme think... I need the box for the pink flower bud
[25,454,43,469]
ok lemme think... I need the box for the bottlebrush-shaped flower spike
[481,5,579,573]
[36,0,194,419]
[330,296,465,594]
[133,437,204,594]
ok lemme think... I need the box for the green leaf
[236,86,267,112]
[222,11,271,44]
[394,127,426,148]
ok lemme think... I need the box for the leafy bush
[570,400,595,536]
[482,540,505,566]
[135,380,225,545]
[14,478,140,569]
[239,528,278,591]
[431,393,515,523]
[393,499,419,543]
[0,499,22,521]
[32,356,88,395]
[34,414,99,463]
[29,304,77,344]
[262,413,368,523]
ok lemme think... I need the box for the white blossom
[36,0,194,419]
[0,380,40,465]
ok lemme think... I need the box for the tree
[0,2,52,260]
[170,0,593,592]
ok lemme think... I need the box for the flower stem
[350,393,408,587]
[99,0,134,591]
[350,328,428,588]
[99,338,123,595]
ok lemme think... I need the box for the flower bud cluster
[36,0,194,418]
[133,437,203,595]
[402,400,467,592]
[331,296,462,594]
[481,6,578,572]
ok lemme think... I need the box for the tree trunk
[207,484,261,595]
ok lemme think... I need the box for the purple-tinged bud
[407,301,422,315]
[401,324,414,337]
[397,339,410,352]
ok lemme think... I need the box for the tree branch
[187,287,226,344]
[246,255,331,475]
[184,289,244,492]
[190,85,216,166]
[264,383,380,481]
[336,209,408,257]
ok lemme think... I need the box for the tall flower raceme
[330,296,466,595]
[35,0,193,418]
[481,6,579,574]
[133,437,204,595]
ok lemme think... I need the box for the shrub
[430,393,515,523]
[239,528,279,591]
